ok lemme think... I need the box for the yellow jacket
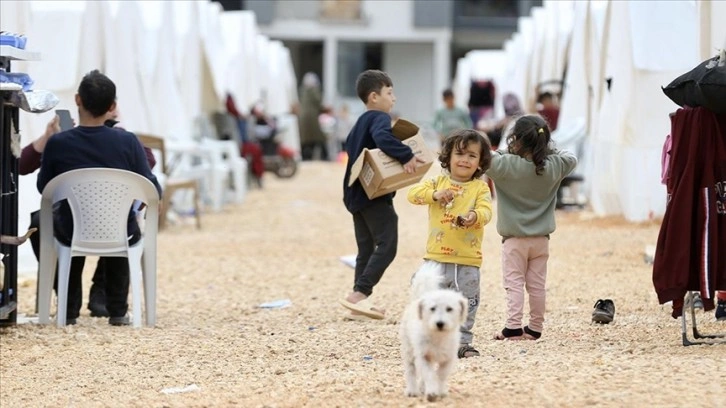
[407,175,493,267]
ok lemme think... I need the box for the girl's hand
[459,211,477,226]
[434,189,454,204]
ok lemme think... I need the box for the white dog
[399,262,467,401]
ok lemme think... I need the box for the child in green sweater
[485,115,577,340]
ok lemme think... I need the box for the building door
[282,40,324,91]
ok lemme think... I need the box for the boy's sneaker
[716,301,726,321]
[592,299,615,324]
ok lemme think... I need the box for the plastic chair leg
[142,251,156,327]
[37,248,57,324]
[55,246,72,327]
[128,245,144,329]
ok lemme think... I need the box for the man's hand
[403,156,426,174]
[33,115,61,153]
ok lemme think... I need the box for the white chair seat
[37,168,160,328]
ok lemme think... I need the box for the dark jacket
[343,110,414,213]
[37,125,162,245]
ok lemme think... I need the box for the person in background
[432,89,473,147]
[298,72,328,161]
[332,103,354,161]
[36,70,162,326]
[536,92,560,132]
[486,115,577,341]
[225,93,264,185]
[478,93,523,150]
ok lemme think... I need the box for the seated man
[36,70,162,326]
[22,112,157,319]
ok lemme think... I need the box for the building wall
[254,0,451,125]
[383,42,434,124]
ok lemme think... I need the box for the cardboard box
[348,118,434,199]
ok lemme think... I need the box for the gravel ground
[1,161,724,408]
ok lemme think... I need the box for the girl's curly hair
[505,115,552,175]
[439,129,492,180]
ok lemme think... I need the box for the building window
[458,0,520,18]
[337,42,383,98]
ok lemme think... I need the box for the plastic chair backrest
[40,168,160,255]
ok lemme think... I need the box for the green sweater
[432,107,472,138]
[486,150,577,238]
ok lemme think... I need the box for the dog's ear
[459,298,467,322]
[418,299,424,320]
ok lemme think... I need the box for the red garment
[652,107,726,318]
[241,142,264,179]
[537,107,560,131]
[19,143,42,175]
[660,133,672,185]
[226,94,243,118]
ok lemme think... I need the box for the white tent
[458,0,724,222]
[1,0,297,274]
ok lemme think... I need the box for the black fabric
[352,199,398,296]
[502,327,524,337]
[662,55,726,114]
[468,80,495,108]
[343,110,414,213]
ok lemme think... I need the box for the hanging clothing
[652,106,726,318]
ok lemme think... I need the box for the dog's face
[417,290,467,333]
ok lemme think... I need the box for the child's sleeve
[484,150,510,180]
[407,177,438,205]
[471,182,493,225]
[549,150,578,179]
[370,113,414,164]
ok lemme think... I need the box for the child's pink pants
[501,236,550,333]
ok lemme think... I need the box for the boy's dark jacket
[343,110,414,213]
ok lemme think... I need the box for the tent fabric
[456,0,723,222]
[3,0,297,274]
[628,1,698,72]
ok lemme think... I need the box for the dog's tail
[410,261,444,300]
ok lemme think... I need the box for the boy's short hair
[78,70,116,118]
[355,70,393,104]
[442,89,454,99]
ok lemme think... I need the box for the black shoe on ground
[592,299,615,324]
[88,284,110,317]
[109,315,130,326]
[716,301,726,321]
[88,302,109,318]
[65,317,77,325]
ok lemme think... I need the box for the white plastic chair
[37,168,160,328]
[195,115,248,211]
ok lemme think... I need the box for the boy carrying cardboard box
[340,69,427,321]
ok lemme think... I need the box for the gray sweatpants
[419,260,481,345]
